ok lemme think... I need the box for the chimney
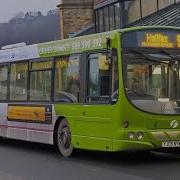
[57,0,94,39]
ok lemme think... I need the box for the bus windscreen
[122,29,180,49]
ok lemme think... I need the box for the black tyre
[57,119,73,157]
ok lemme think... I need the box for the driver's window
[127,64,149,94]
[54,54,80,103]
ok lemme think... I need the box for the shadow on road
[0,137,180,165]
[73,149,180,167]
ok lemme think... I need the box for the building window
[95,0,177,30]
[109,5,115,30]
[127,0,176,24]
[95,2,121,33]
[99,9,104,32]
[114,3,120,29]
[95,10,99,32]
[104,7,109,31]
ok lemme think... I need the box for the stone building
[57,0,94,39]
[57,0,180,38]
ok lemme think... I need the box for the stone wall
[58,0,94,39]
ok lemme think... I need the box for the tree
[0,9,60,48]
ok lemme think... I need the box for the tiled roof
[94,0,119,9]
[128,2,180,27]
[71,24,95,37]
[94,0,107,5]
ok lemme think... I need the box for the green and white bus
[0,26,180,157]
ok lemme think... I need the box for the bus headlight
[128,132,135,140]
[136,132,144,140]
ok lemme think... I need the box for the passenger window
[54,55,80,103]
[30,60,52,101]
[0,65,8,100]
[10,62,28,100]
[87,53,111,103]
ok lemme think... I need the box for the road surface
[0,139,179,180]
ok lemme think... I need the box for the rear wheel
[57,119,73,157]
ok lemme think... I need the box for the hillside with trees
[0,9,60,48]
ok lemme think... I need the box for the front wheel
[57,119,73,157]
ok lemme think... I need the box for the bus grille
[151,131,180,141]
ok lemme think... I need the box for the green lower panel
[72,136,154,152]
[72,135,113,151]
[75,120,112,138]
[113,140,155,151]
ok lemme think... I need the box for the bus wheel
[57,119,73,157]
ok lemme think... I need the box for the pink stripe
[0,125,53,133]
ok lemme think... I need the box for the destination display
[122,29,180,49]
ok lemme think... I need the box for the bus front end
[114,27,180,152]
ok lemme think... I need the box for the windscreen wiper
[161,50,180,60]
[160,50,180,65]
[129,49,169,65]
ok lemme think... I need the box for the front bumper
[113,139,154,151]
[113,130,180,152]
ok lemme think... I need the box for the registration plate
[162,141,180,147]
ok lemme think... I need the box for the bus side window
[30,60,52,101]
[0,65,8,100]
[87,53,110,103]
[54,54,80,103]
[10,62,28,101]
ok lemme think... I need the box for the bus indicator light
[123,120,129,128]
[177,35,180,48]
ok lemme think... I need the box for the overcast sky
[0,0,59,23]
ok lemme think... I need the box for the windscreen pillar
[57,0,94,39]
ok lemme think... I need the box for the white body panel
[0,45,39,63]
[0,103,57,145]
